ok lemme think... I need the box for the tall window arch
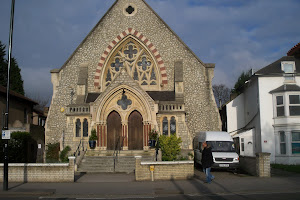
[162,117,168,136]
[170,116,176,135]
[76,119,81,137]
[103,37,160,90]
[83,118,88,137]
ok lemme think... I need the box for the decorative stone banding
[94,28,168,88]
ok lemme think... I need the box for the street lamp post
[3,0,15,191]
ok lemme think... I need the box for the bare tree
[26,92,50,111]
[213,84,230,108]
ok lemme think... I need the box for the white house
[227,43,300,164]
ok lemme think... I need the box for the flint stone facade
[46,0,221,153]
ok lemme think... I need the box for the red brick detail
[155,54,161,59]
[160,67,166,71]
[104,51,109,55]
[100,57,105,61]
[158,60,164,65]
[133,30,138,36]
[143,39,148,44]
[96,69,101,73]
[122,31,127,37]
[162,74,167,77]
[98,63,103,67]
[128,28,132,33]
[152,49,157,54]
[112,40,117,45]
[94,76,100,79]
[97,125,100,147]
[94,82,99,86]
[117,35,121,40]
[162,80,168,84]
[108,45,112,50]
[138,34,144,39]
[104,126,106,147]
[148,43,153,49]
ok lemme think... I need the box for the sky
[0,0,300,102]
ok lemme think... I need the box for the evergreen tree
[231,71,251,96]
[0,41,25,95]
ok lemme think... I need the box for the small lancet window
[163,117,168,136]
[76,119,81,137]
[83,118,88,137]
[170,116,176,135]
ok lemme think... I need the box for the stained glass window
[76,119,81,137]
[83,118,88,137]
[104,38,159,90]
[170,117,176,135]
[163,117,168,136]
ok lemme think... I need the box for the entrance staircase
[77,150,155,173]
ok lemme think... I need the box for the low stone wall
[239,153,271,177]
[0,157,75,182]
[135,156,194,181]
[239,156,256,176]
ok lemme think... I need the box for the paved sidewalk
[0,168,299,199]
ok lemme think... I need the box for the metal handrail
[74,138,82,157]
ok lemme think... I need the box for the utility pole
[3,0,15,191]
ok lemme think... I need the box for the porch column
[143,122,151,149]
[122,121,128,150]
[98,123,107,150]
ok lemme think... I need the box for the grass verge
[271,164,300,173]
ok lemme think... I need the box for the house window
[289,95,300,116]
[24,108,28,123]
[170,117,176,135]
[276,96,284,117]
[279,131,286,154]
[281,61,295,81]
[241,138,245,152]
[292,131,300,154]
[76,119,81,137]
[162,117,168,136]
[83,118,88,137]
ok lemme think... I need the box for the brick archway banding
[94,28,168,87]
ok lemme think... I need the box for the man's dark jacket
[201,146,214,168]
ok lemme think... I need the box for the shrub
[89,129,98,141]
[159,134,182,161]
[60,146,71,163]
[149,129,158,140]
[46,142,60,163]
[0,131,32,163]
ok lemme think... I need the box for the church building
[45,0,221,158]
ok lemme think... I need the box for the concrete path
[0,168,299,199]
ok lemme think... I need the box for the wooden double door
[107,110,143,150]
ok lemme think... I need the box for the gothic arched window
[76,119,81,137]
[103,37,159,90]
[170,116,176,135]
[83,118,88,137]
[162,117,168,136]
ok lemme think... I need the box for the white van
[194,131,239,169]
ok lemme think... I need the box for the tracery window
[104,38,159,90]
[170,117,176,135]
[162,117,168,136]
[161,116,177,136]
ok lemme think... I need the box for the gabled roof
[255,56,300,75]
[0,85,38,105]
[269,84,300,94]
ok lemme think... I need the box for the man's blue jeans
[203,167,214,183]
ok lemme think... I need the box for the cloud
[1,0,300,99]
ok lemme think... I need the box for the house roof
[269,84,300,94]
[0,85,38,105]
[255,56,300,75]
[85,91,175,103]
[287,42,300,56]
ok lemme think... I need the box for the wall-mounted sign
[2,130,11,140]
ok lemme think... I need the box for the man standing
[201,141,214,183]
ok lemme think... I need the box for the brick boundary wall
[0,157,75,182]
[135,156,194,181]
[239,153,271,177]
